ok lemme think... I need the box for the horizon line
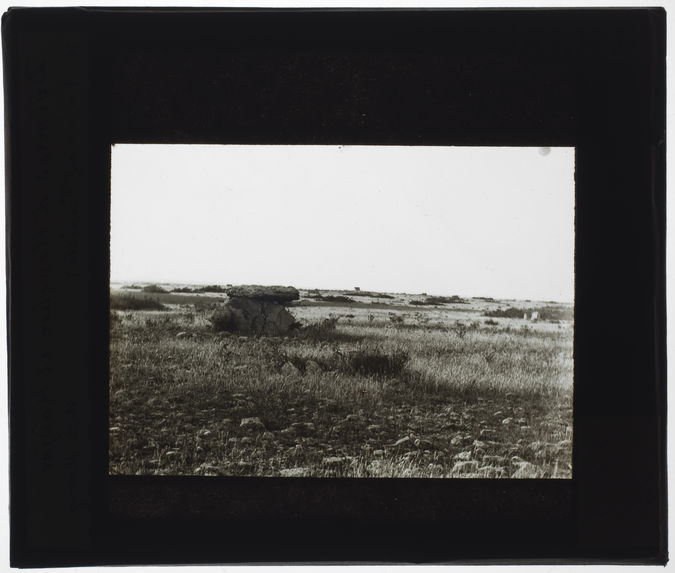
[109,278,574,304]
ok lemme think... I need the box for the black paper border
[4,7,667,566]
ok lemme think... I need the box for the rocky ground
[110,344,572,479]
[110,287,573,478]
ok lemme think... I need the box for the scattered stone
[164,451,179,458]
[454,451,472,461]
[472,440,486,450]
[373,449,385,457]
[479,428,496,438]
[197,429,212,438]
[262,431,275,440]
[280,427,296,436]
[240,416,266,432]
[109,426,120,432]
[367,424,383,433]
[240,436,253,445]
[227,437,239,446]
[516,418,527,425]
[222,418,233,426]
[450,435,464,446]
[502,417,514,425]
[493,411,504,418]
[176,331,190,338]
[393,436,412,447]
[280,467,309,477]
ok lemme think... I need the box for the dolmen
[211,285,300,336]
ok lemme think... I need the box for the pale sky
[111,144,574,302]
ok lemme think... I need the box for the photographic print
[109,144,574,479]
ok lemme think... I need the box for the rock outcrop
[211,284,299,336]
[225,285,299,303]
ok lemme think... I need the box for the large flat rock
[212,298,298,336]
[226,284,299,303]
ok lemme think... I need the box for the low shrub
[341,290,394,299]
[537,306,574,321]
[270,344,409,379]
[299,317,339,340]
[483,307,525,319]
[484,305,573,321]
[172,287,195,293]
[411,295,466,306]
[388,314,404,326]
[484,318,499,326]
[426,295,466,304]
[142,284,168,294]
[315,295,355,303]
[110,294,166,311]
[414,312,431,325]
[110,310,121,327]
[345,347,409,378]
[453,322,468,338]
[195,285,227,293]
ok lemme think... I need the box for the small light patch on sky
[111,144,574,302]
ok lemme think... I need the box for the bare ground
[109,290,573,478]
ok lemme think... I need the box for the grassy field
[109,287,573,478]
